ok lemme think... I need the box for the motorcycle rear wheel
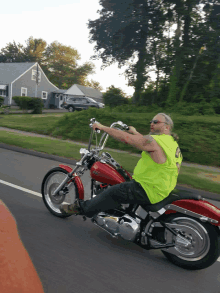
[41,167,79,218]
[162,213,220,270]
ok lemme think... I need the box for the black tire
[161,213,220,270]
[41,167,79,218]
[68,106,75,112]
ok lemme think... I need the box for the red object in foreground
[0,200,45,293]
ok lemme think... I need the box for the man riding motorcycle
[60,113,183,218]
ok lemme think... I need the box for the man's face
[149,115,168,135]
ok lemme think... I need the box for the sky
[0,0,141,97]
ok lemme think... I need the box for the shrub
[12,96,44,114]
[0,97,4,107]
[180,103,200,116]
[107,103,164,114]
[103,86,129,107]
[165,101,218,116]
[30,97,44,114]
[211,98,220,114]
[13,96,32,111]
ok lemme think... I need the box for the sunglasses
[150,120,166,125]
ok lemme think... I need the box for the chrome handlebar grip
[89,118,100,133]
[117,121,129,131]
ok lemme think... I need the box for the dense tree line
[0,37,103,91]
[88,0,220,107]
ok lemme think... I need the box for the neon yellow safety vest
[132,134,183,204]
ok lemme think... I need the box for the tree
[178,1,220,103]
[85,79,103,91]
[0,41,27,63]
[103,85,128,107]
[88,0,165,104]
[0,37,97,90]
[24,36,47,64]
[43,41,95,89]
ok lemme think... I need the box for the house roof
[76,84,103,99]
[52,89,67,94]
[0,62,36,84]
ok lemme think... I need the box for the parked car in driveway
[61,97,105,112]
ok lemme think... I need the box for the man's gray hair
[157,113,179,141]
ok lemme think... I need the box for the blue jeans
[80,179,151,218]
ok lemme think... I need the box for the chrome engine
[94,212,141,241]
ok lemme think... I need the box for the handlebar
[89,118,100,133]
[88,118,130,152]
[89,118,129,132]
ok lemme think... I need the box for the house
[51,84,103,109]
[0,62,59,108]
[0,62,103,109]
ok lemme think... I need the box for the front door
[59,94,64,109]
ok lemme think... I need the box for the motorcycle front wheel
[41,167,79,218]
[162,213,220,270]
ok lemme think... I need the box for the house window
[0,90,6,97]
[32,70,41,82]
[21,87,27,96]
[42,91,48,99]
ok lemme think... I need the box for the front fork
[52,163,85,200]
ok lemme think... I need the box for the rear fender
[165,199,220,226]
[59,164,84,200]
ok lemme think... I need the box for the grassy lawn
[0,129,219,196]
[0,113,60,134]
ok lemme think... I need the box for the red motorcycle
[41,118,220,270]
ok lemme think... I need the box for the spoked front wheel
[41,167,79,218]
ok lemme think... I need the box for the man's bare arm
[101,126,158,151]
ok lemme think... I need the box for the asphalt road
[0,148,220,293]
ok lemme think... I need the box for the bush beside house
[13,96,44,114]
[0,97,4,107]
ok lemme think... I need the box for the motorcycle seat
[142,189,204,213]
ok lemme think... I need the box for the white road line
[0,179,42,197]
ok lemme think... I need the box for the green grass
[0,129,219,195]
[0,113,60,134]
[0,130,82,160]
[0,109,220,167]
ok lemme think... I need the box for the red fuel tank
[90,161,127,185]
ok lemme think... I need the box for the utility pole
[35,63,39,97]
